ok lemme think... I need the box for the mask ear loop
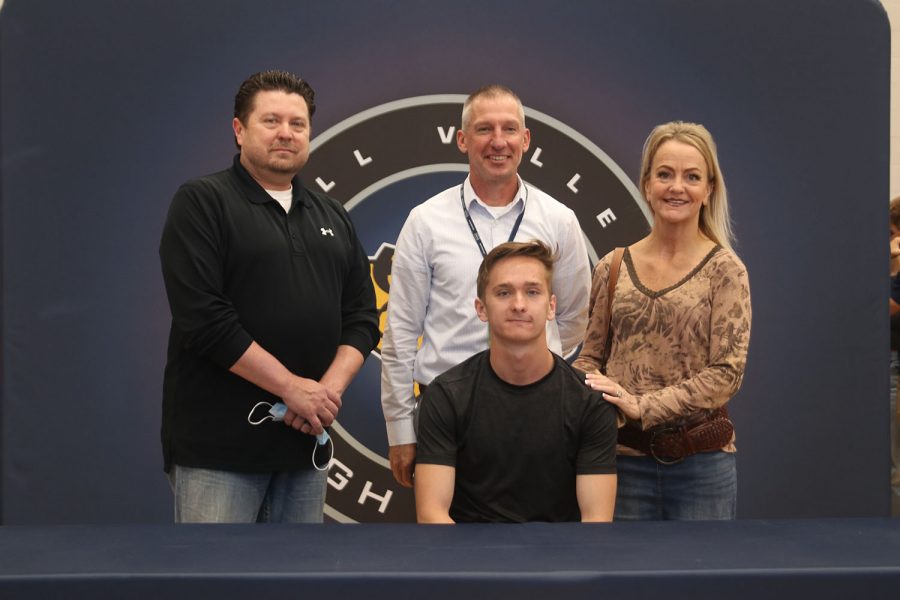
[247,401,276,425]
[312,435,334,471]
[249,401,332,470]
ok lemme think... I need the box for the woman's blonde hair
[640,121,735,253]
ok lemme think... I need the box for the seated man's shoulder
[553,356,616,409]
[554,355,593,389]
[431,351,487,389]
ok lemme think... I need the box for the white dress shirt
[380,176,591,446]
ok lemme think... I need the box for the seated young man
[414,241,617,523]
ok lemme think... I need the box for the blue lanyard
[459,183,527,258]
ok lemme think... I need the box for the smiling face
[456,93,530,194]
[643,139,712,226]
[475,255,556,346]
[233,90,311,190]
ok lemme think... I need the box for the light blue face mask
[247,401,333,471]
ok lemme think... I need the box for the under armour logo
[320,228,334,236]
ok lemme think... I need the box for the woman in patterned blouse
[574,121,751,520]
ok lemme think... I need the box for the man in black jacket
[159,70,379,523]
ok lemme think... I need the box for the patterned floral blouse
[573,246,752,454]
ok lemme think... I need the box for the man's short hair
[476,240,556,300]
[461,84,525,130]
[233,70,316,125]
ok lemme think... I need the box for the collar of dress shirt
[463,176,527,218]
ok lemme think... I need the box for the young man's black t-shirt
[416,351,618,523]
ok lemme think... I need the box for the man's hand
[280,376,342,435]
[284,345,365,435]
[389,443,417,488]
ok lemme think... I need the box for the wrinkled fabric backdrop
[0,0,889,523]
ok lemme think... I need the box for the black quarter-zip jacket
[159,155,379,472]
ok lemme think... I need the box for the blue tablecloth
[1,519,898,599]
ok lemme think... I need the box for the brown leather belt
[617,407,734,465]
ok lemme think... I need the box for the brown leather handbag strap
[607,247,625,315]
[602,247,626,367]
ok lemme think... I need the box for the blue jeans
[169,465,327,523]
[614,452,737,521]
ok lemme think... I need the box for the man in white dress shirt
[380,84,591,487]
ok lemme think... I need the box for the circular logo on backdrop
[302,95,649,523]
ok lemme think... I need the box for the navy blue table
[1,519,898,599]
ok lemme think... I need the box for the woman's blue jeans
[614,451,737,521]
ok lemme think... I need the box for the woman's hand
[585,373,640,421]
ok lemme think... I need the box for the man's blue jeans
[614,451,737,520]
[169,465,327,523]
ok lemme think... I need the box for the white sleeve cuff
[386,417,417,446]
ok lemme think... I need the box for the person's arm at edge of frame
[414,463,456,524]
[382,210,431,487]
[891,267,900,315]
[576,474,616,522]
[571,257,610,374]
[553,210,592,356]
